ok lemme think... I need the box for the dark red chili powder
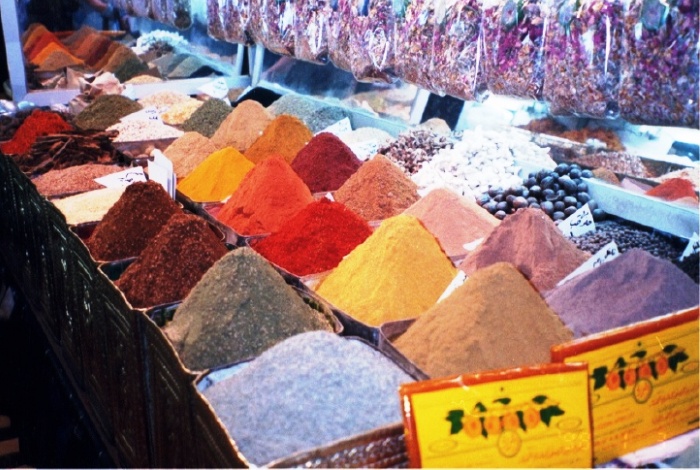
[645,178,698,203]
[0,109,73,155]
[216,156,314,236]
[116,212,228,309]
[290,132,362,193]
[86,181,181,261]
[251,198,372,276]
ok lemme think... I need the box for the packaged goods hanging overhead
[430,0,484,100]
[259,0,296,56]
[294,0,332,64]
[542,0,625,118]
[395,0,441,92]
[482,0,549,100]
[619,0,699,128]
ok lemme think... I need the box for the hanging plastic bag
[482,0,548,99]
[348,0,398,83]
[248,0,265,45]
[260,0,296,56]
[328,0,354,72]
[206,0,227,40]
[430,0,484,100]
[294,0,333,64]
[543,0,625,118]
[224,0,252,44]
[396,0,441,92]
[619,0,699,127]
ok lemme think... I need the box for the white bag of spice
[429,0,484,100]
[482,0,549,100]
[395,0,442,92]
[294,0,332,64]
[619,0,699,128]
[542,0,625,119]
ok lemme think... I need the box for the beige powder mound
[52,186,126,225]
[404,188,499,259]
[164,132,218,179]
[161,99,204,125]
[211,100,275,152]
[394,262,574,378]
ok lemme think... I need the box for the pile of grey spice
[164,247,335,371]
[202,331,414,466]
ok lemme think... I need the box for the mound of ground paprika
[291,132,362,193]
[0,109,73,155]
[251,198,372,276]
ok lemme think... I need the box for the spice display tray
[378,319,430,381]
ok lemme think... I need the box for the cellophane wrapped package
[619,0,699,127]
[543,0,625,118]
[294,0,333,63]
[482,0,548,99]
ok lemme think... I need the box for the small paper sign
[551,308,699,466]
[558,203,596,238]
[557,241,620,287]
[198,77,230,102]
[318,117,352,137]
[463,238,484,252]
[120,106,162,123]
[94,166,147,189]
[437,271,467,303]
[348,140,382,161]
[400,363,593,468]
[149,150,176,199]
[679,232,699,261]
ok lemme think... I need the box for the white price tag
[121,106,162,123]
[348,140,381,161]
[557,241,620,287]
[149,149,176,199]
[557,203,596,238]
[317,118,352,137]
[198,77,230,102]
[462,238,484,252]
[679,232,699,261]
[437,271,467,303]
[324,192,335,202]
[94,166,147,188]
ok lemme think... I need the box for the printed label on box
[400,364,593,468]
[551,308,699,466]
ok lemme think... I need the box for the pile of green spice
[181,98,233,138]
[164,247,334,371]
[73,94,143,131]
[202,331,414,466]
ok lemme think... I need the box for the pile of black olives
[477,163,606,221]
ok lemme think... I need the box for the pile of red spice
[291,133,362,193]
[645,178,698,203]
[116,212,228,309]
[216,156,314,236]
[251,198,373,276]
[86,181,181,261]
[0,109,73,155]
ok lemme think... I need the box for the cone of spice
[244,115,313,165]
[394,262,574,378]
[164,247,335,371]
[115,212,228,309]
[74,94,143,131]
[177,147,255,202]
[545,249,699,338]
[86,181,181,261]
[216,156,314,236]
[459,208,590,293]
[316,214,457,326]
[0,109,73,155]
[404,188,500,259]
[181,98,233,138]
[645,178,699,204]
[164,132,218,179]
[211,100,274,152]
[32,163,125,198]
[250,198,372,276]
[291,132,363,193]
